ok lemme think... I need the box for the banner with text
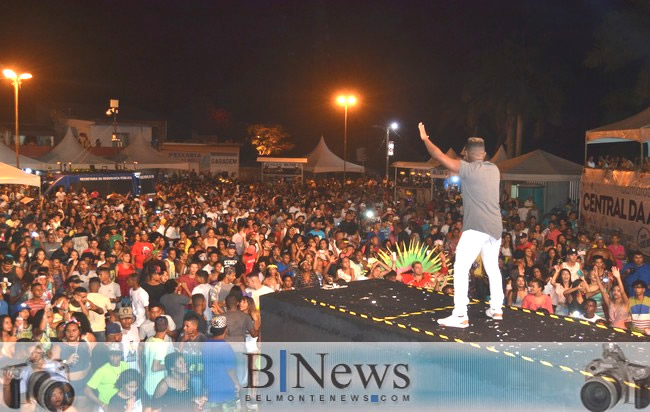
[581,169,650,256]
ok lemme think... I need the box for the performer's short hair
[466,137,485,150]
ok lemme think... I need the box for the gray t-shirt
[459,160,503,240]
[224,310,255,342]
[160,293,190,329]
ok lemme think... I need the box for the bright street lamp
[336,94,357,184]
[3,69,32,168]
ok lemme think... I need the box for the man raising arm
[419,122,504,328]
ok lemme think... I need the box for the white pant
[452,230,504,316]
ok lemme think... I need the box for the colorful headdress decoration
[377,240,444,273]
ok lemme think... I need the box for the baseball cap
[210,315,227,329]
[105,323,122,335]
[118,306,134,319]
[568,248,578,255]
[227,242,236,249]
[107,342,123,354]
[65,275,82,285]
[18,303,30,312]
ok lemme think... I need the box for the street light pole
[336,94,357,185]
[385,126,390,180]
[385,122,398,182]
[3,69,32,169]
[343,104,348,183]
[13,81,19,169]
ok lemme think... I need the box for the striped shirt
[629,296,650,332]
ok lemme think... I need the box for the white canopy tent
[117,131,189,170]
[0,162,40,187]
[490,145,509,164]
[40,128,114,169]
[497,150,582,215]
[304,137,364,173]
[0,143,48,170]
[586,107,650,143]
[391,147,458,170]
[585,106,650,165]
[497,149,583,182]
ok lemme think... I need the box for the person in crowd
[203,315,240,411]
[128,274,149,328]
[607,234,626,269]
[139,303,175,342]
[143,316,173,397]
[601,267,630,329]
[622,251,650,298]
[107,368,149,412]
[579,299,604,323]
[521,279,554,313]
[152,352,191,410]
[629,280,650,334]
[550,267,572,316]
[85,342,129,411]
[160,280,190,330]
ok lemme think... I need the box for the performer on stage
[418,122,504,328]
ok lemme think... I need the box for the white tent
[497,149,582,182]
[586,106,650,143]
[40,128,114,169]
[304,136,364,173]
[118,131,189,170]
[391,147,458,170]
[0,143,48,170]
[445,148,459,159]
[490,145,509,164]
[0,162,40,187]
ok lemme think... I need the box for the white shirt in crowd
[245,285,274,309]
[192,283,214,321]
[130,287,150,328]
[98,282,121,310]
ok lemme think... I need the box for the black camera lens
[581,377,621,412]
[27,371,75,412]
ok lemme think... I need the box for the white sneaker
[437,313,469,328]
[485,308,503,320]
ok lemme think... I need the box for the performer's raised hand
[418,122,429,141]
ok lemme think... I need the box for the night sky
[0,0,647,168]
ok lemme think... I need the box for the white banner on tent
[581,169,650,255]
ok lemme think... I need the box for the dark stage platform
[260,279,647,342]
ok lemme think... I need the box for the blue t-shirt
[307,229,326,240]
[0,300,7,316]
[622,263,650,297]
[203,340,238,403]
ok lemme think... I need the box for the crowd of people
[586,154,650,172]
[0,173,649,411]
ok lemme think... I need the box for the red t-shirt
[179,274,199,297]
[546,229,562,245]
[243,253,257,274]
[131,241,154,269]
[521,294,554,313]
[516,241,533,251]
[401,272,434,287]
[116,263,135,297]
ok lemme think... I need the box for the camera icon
[581,343,650,411]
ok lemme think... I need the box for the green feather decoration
[378,240,444,273]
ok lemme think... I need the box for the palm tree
[585,0,650,119]
[463,37,564,157]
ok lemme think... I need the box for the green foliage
[248,124,295,156]
[377,241,443,273]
